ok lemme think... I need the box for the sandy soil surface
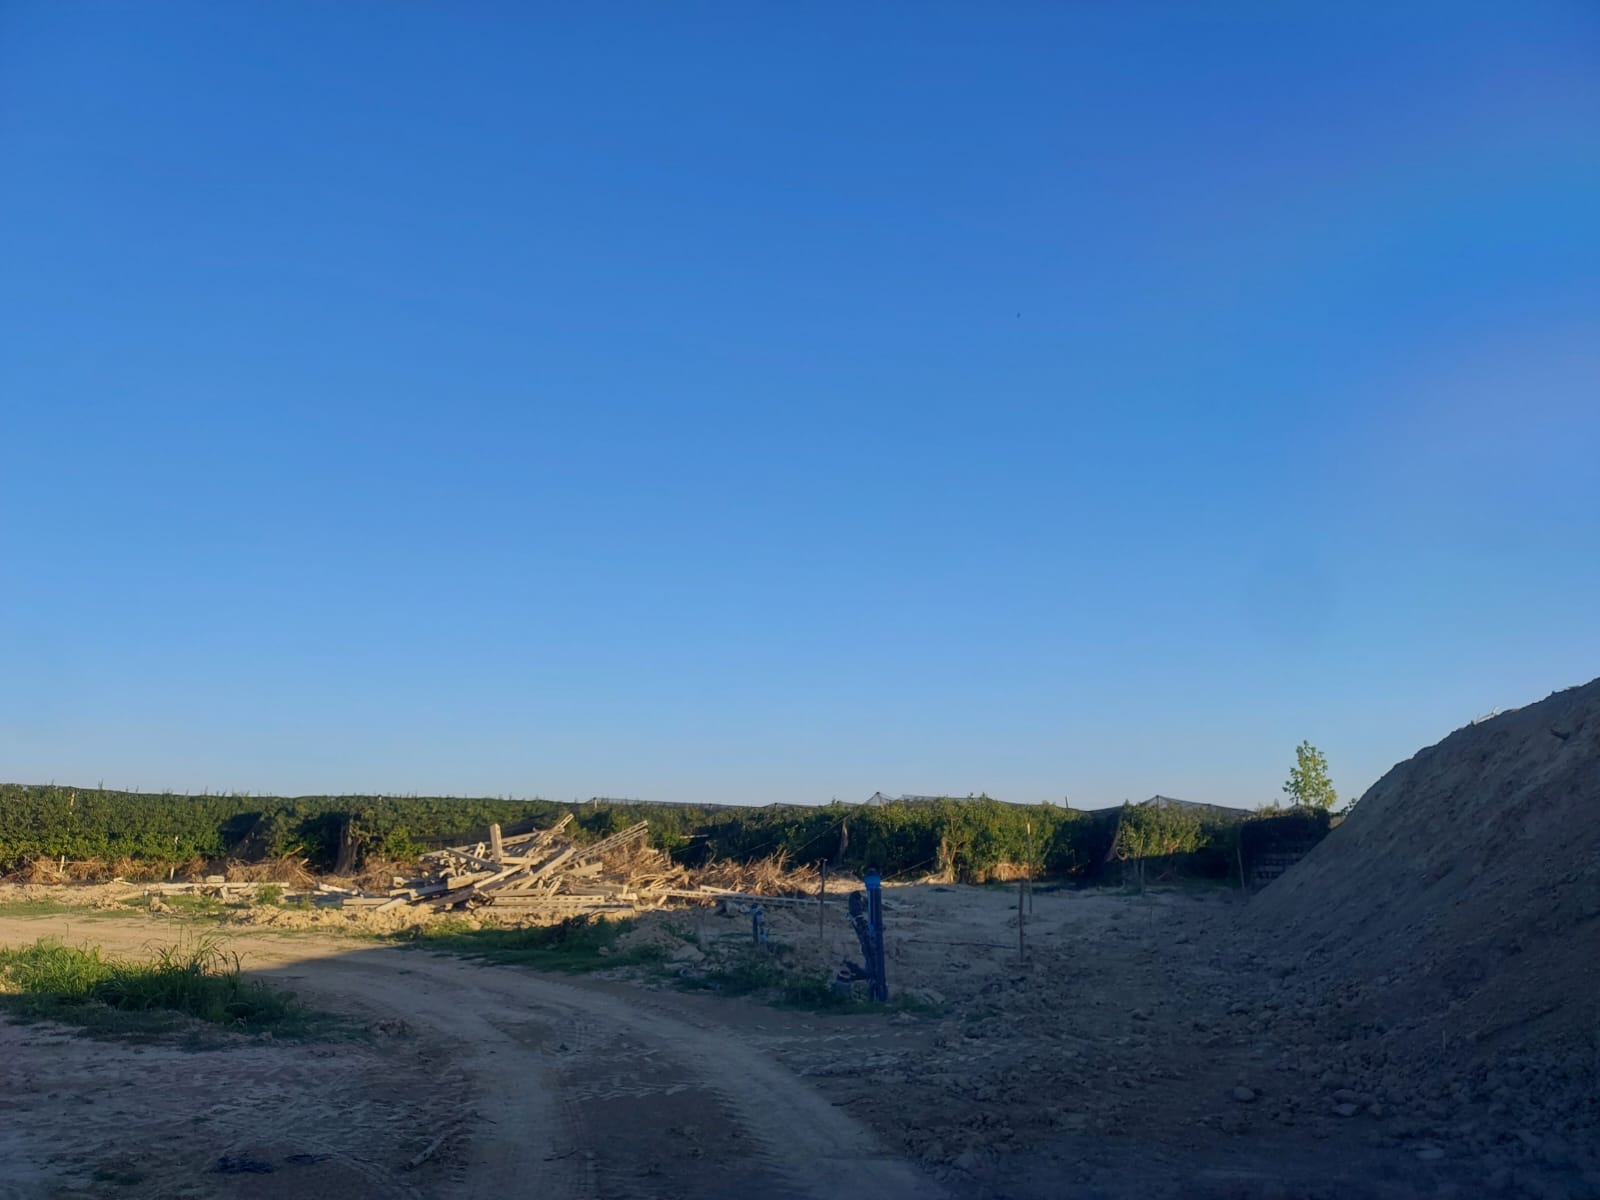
[1243,680,1600,1058]
[1,874,1594,1199]
[0,910,931,1200]
[706,885,1598,1200]
[7,688,1596,1199]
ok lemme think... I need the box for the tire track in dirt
[281,944,941,1199]
[258,949,590,1198]
[488,971,943,1200]
[0,918,940,1200]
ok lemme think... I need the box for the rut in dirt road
[269,941,942,1200]
[0,917,939,1200]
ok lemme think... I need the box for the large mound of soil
[1249,678,1600,1054]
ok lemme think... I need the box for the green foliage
[1283,741,1338,810]
[1240,805,1331,859]
[0,936,301,1030]
[660,796,1104,883]
[0,784,568,873]
[161,894,236,916]
[1110,802,1204,861]
[1104,801,1243,885]
[0,783,1284,886]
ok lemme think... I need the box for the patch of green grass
[256,884,284,906]
[160,894,240,916]
[400,915,667,973]
[0,935,304,1035]
[0,898,124,918]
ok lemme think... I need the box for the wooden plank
[481,893,627,903]
[427,868,497,888]
[651,888,835,907]
[499,812,574,851]
[455,863,525,894]
[481,898,633,911]
[570,821,650,863]
[428,849,500,872]
[145,881,276,895]
[427,848,551,873]
[488,823,504,864]
[555,884,627,897]
[492,846,576,890]
[426,812,576,864]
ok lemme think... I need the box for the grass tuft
[159,894,240,916]
[0,935,301,1031]
[679,945,864,1012]
[0,898,126,919]
[401,915,666,972]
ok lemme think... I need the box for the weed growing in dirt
[0,898,124,918]
[160,894,240,916]
[678,945,863,1012]
[402,915,668,973]
[889,991,949,1017]
[0,935,303,1034]
[256,884,284,906]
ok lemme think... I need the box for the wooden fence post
[1018,876,1027,961]
[818,861,827,941]
[1025,820,1035,914]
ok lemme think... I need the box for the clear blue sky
[3,4,1597,807]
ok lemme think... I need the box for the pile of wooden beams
[145,817,836,918]
[405,815,651,914]
[401,818,834,914]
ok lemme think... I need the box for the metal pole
[865,870,887,1002]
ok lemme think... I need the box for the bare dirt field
[0,905,929,1200]
[4,876,1590,1200]
[4,683,1597,1200]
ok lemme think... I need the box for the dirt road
[6,882,1594,1200]
[0,914,938,1200]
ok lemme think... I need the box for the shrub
[0,784,1272,885]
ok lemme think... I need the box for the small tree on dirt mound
[1283,741,1337,810]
